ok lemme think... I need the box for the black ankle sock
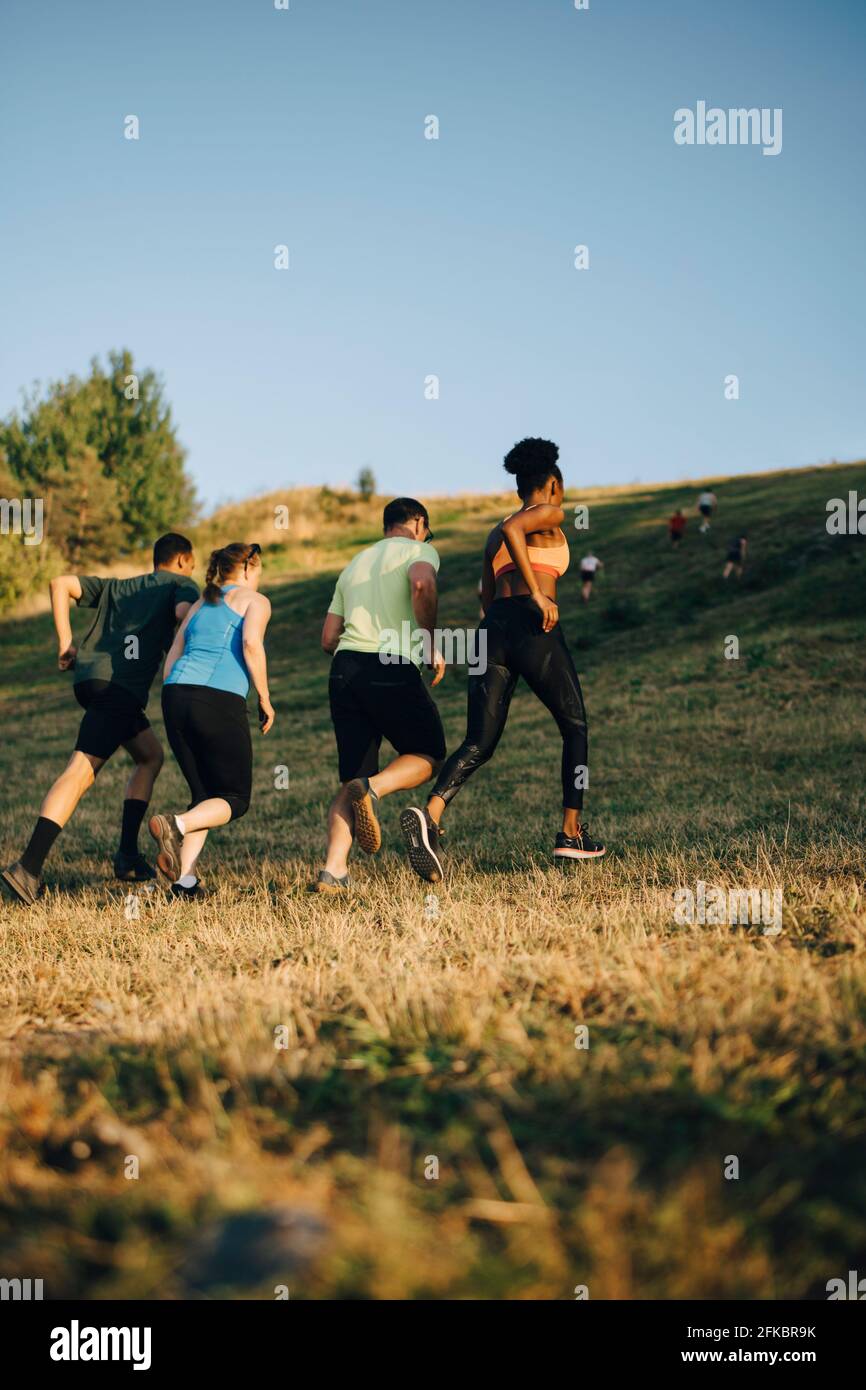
[119,799,149,856]
[20,816,63,877]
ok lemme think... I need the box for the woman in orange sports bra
[400,437,605,881]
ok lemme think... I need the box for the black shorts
[162,683,252,821]
[74,680,150,760]
[670,530,683,543]
[580,569,596,583]
[699,503,713,517]
[328,650,446,782]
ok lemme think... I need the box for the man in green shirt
[311,498,446,892]
[2,533,199,905]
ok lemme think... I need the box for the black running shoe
[400,806,444,882]
[113,851,157,882]
[148,813,182,880]
[553,827,606,861]
[345,777,381,854]
[170,881,208,900]
[1,860,41,906]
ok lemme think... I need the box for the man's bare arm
[409,560,445,686]
[321,612,345,654]
[49,574,83,670]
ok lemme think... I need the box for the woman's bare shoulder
[225,584,264,612]
[485,522,505,556]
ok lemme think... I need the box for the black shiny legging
[432,595,588,811]
[162,683,252,821]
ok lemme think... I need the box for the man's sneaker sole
[148,815,182,880]
[346,779,382,854]
[399,808,443,883]
[553,846,606,860]
[1,864,40,906]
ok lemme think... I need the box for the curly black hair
[503,437,563,499]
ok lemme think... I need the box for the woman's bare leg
[178,828,208,878]
[177,798,232,833]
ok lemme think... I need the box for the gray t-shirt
[74,570,199,705]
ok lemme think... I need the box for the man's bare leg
[2,751,104,901]
[40,750,103,825]
[122,728,164,803]
[322,754,437,879]
[369,753,439,799]
[323,787,354,879]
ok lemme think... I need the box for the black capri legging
[432,595,588,811]
[162,683,253,821]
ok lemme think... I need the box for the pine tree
[357,466,376,500]
[43,445,125,566]
[1,350,196,561]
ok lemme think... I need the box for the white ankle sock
[174,814,186,836]
[175,873,197,889]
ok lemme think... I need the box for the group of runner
[668,490,749,578]
[576,489,751,616]
[2,538,274,904]
[2,437,605,904]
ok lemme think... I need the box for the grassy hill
[1,461,865,1299]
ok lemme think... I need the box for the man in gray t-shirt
[2,533,198,905]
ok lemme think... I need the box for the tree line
[0,350,196,612]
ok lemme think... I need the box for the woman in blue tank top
[149,542,274,897]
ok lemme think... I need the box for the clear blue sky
[2,0,864,510]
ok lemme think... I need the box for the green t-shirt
[328,537,440,665]
[74,570,200,706]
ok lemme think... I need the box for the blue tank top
[165,586,250,697]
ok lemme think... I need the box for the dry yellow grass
[1,463,865,1298]
[1,854,862,1299]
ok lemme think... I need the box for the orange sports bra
[491,512,570,580]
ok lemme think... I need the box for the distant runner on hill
[668,508,687,546]
[723,532,748,580]
[579,552,603,603]
[697,490,717,534]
